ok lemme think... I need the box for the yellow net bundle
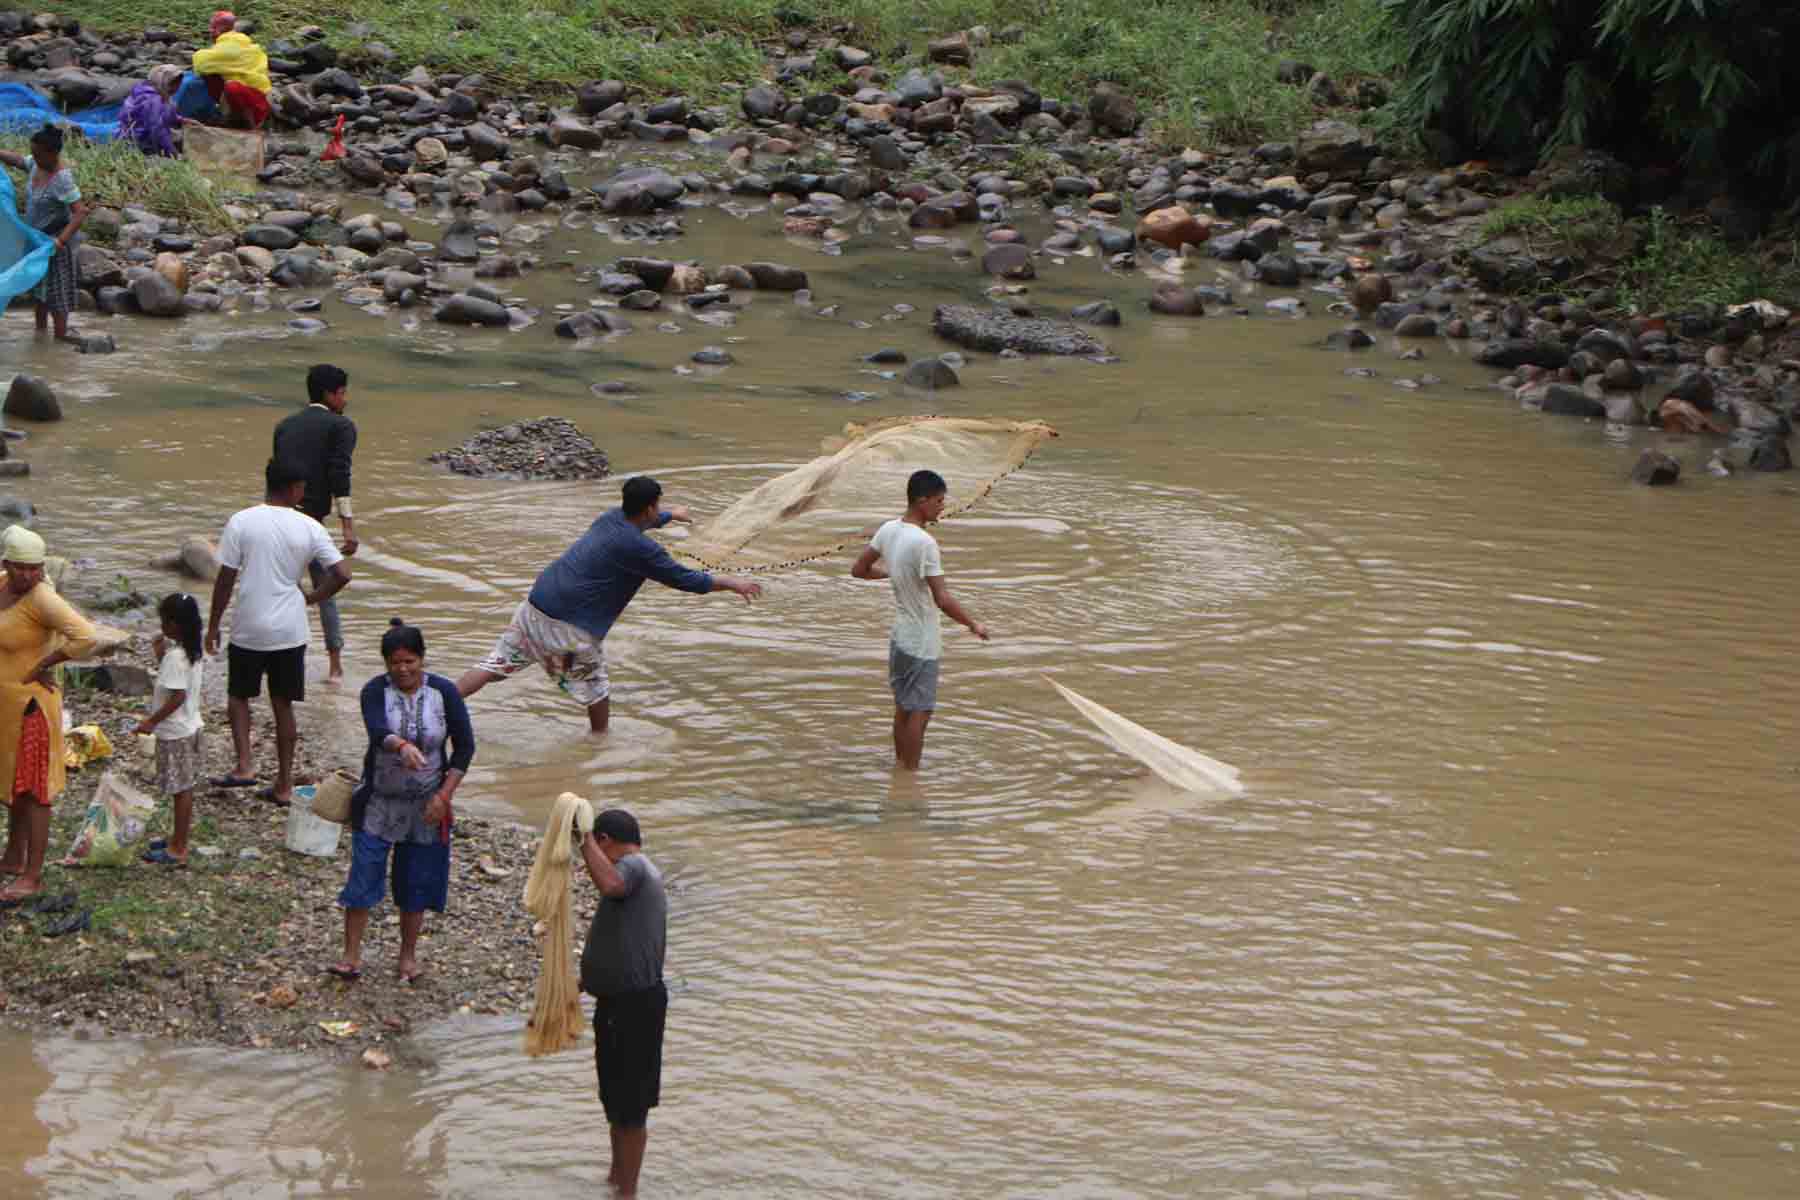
[522,792,594,1057]
[674,415,1059,572]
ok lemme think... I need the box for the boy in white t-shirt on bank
[851,469,990,769]
[204,458,352,804]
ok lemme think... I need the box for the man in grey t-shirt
[579,808,668,1199]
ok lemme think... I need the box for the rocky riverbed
[4,14,1799,488]
[0,564,569,1063]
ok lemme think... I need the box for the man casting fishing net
[457,476,761,732]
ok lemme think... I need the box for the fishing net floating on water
[675,415,1059,572]
[1049,678,1245,796]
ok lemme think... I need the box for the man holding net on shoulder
[851,469,990,770]
[458,475,762,732]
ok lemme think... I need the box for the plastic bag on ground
[61,770,154,867]
[63,725,114,770]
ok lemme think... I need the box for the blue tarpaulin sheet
[0,165,54,308]
[0,81,123,142]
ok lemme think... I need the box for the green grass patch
[2,135,241,236]
[1618,208,1800,315]
[48,0,1403,146]
[1479,194,1625,261]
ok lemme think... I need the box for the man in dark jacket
[272,364,358,681]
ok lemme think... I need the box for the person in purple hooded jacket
[117,65,186,157]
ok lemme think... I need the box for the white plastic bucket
[285,785,342,857]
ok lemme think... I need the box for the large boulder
[931,304,1108,356]
[548,114,607,150]
[241,224,299,251]
[577,79,626,115]
[1533,383,1606,418]
[1295,119,1376,175]
[741,85,784,120]
[464,122,510,162]
[743,262,809,291]
[1477,339,1570,370]
[1088,83,1140,136]
[1630,450,1680,486]
[434,294,511,326]
[130,272,185,317]
[438,220,481,263]
[1136,206,1210,249]
[4,375,60,422]
[151,251,189,295]
[904,356,960,389]
[1149,284,1206,316]
[981,243,1034,280]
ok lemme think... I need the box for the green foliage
[50,0,1404,146]
[1382,0,1800,190]
[1,134,240,234]
[1480,194,1624,259]
[1617,207,1800,313]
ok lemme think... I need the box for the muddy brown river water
[2,148,1799,1197]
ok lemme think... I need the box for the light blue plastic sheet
[0,81,124,142]
[0,165,54,308]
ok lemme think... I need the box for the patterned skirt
[11,705,50,806]
[30,238,80,314]
[154,730,203,795]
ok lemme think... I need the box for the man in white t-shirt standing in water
[205,458,352,802]
[851,469,990,769]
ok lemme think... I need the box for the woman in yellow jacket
[192,11,271,129]
[0,526,103,904]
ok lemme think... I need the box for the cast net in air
[674,416,1059,572]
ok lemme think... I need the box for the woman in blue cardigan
[330,618,474,984]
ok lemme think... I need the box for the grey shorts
[888,643,940,712]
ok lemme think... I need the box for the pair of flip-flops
[325,963,362,981]
[142,847,187,866]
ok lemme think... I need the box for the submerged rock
[1630,450,1681,486]
[931,304,1107,356]
[4,375,60,422]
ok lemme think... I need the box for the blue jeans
[308,559,343,653]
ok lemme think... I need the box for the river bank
[3,8,1798,488]
[0,568,557,1064]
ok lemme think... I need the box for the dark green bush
[1383,0,1800,194]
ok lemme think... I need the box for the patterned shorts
[154,730,203,795]
[475,601,610,707]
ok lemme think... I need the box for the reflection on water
[5,146,1800,1195]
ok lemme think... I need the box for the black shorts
[593,982,667,1129]
[227,643,306,701]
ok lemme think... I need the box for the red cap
[209,10,237,38]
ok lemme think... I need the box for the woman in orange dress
[0,526,104,904]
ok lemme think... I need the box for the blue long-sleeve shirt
[528,508,713,640]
